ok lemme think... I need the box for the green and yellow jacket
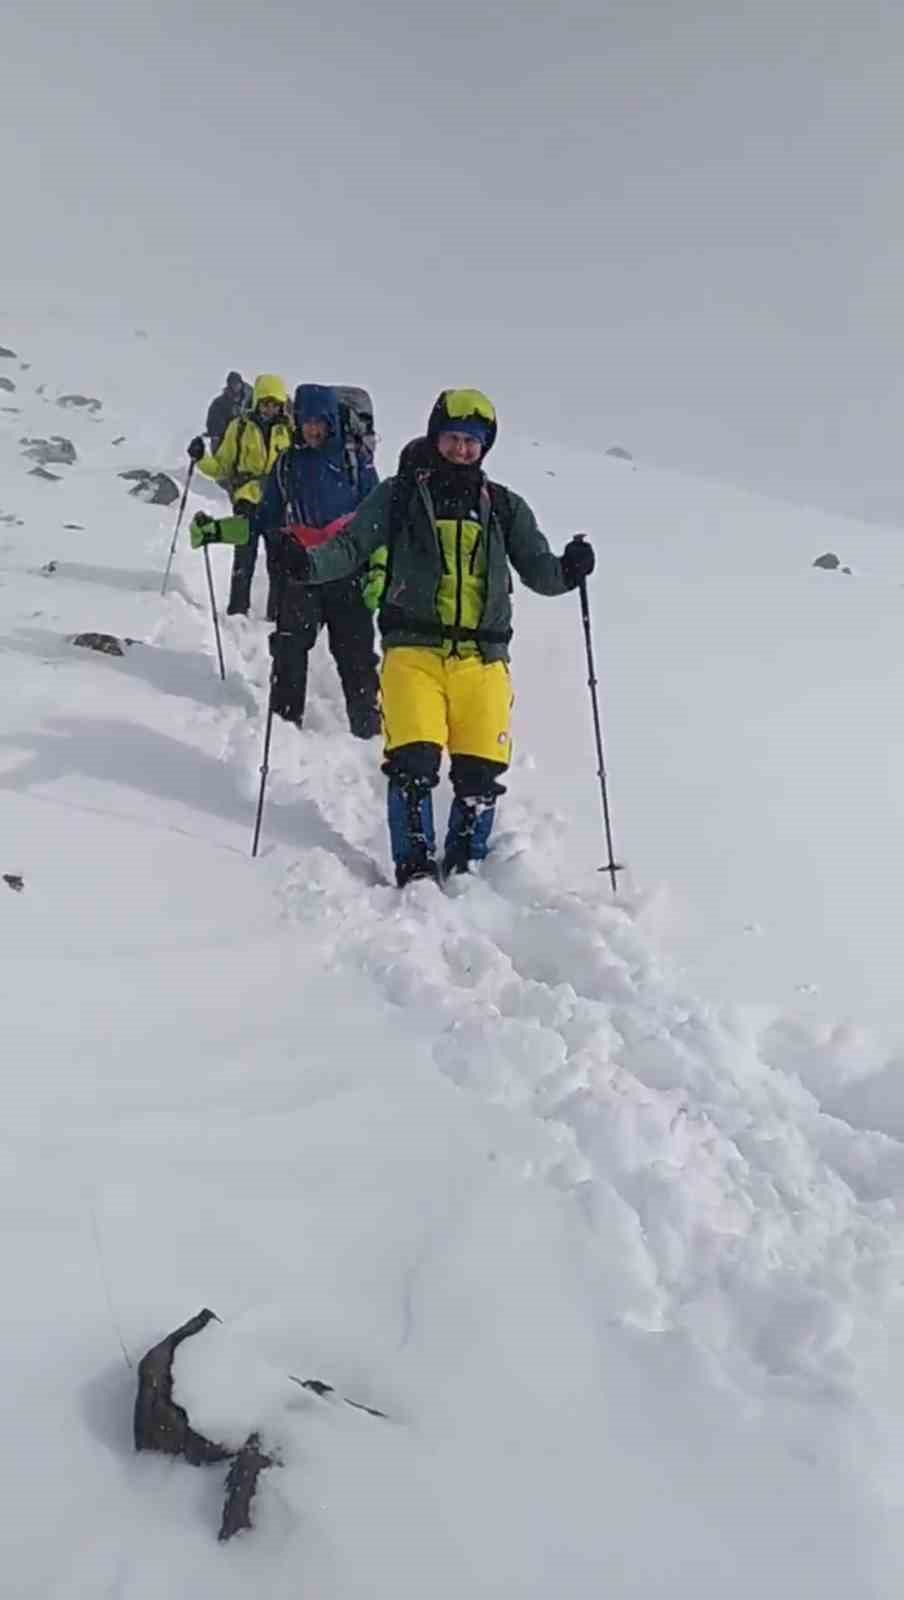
[306,468,571,664]
[197,374,291,509]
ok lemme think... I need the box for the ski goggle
[442,388,496,425]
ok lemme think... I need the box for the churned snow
[3,310,904,1596]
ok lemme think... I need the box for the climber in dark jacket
[205,371,251,452]
[257,384,381,738]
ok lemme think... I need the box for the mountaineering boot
[442,793,498,877]
[388,773,438,887]
[227,579,251,617]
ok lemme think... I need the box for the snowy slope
[3,318,904,1597]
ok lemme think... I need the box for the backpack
[335,386,375,491]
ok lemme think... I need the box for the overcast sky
[4,0,903,521]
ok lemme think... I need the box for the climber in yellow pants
[292,387,595,884]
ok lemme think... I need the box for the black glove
[274,536,311,582]
[561,536,595,588]
[187,436,206,463]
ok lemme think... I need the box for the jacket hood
[293,384,344,462]
[252,373,289,407]
[294,383,341,433]
[426,389,497,457]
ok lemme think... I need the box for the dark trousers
[269,575,380,734]
[228,524,278,616]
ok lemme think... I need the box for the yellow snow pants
[380,647,512,764]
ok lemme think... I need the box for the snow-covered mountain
[3,313,904,1598]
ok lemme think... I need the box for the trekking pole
[161,463,195,596]
[251,554,285,857]
[202,543,226,681]
[575,541,622,893]
[251,695,276,858]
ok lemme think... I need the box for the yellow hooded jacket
[198,374,292,508]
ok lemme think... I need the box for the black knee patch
[449,754,507,800]
[383,741,442,786]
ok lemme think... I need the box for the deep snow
[3,314,904,1596]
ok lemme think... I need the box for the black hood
[425,393,497,457]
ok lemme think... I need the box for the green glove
[190,513,251,550]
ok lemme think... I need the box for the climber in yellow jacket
[188,374,292,617]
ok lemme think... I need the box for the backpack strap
[381,464,424,608]
[274,448,293,524]
[486,481,515,543]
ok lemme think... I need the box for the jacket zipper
[452,517,463,656]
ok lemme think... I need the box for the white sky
[4,0,904,520]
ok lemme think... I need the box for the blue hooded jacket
[258,384,378,535]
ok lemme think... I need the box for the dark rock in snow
[3,874,24,893]
[41,561,58,575]
[134,1309,281,1545]
[35,384,46,396]
[606,446,634,461]
[813,552,841,570]
[134,1308,230,1464]
[0,345,17,359]
[0,376,15,393]
[112,435,126,445]
[120,469,180,507]
[21,435,77,467]
[19,362,31,371]
[63,522,84,530]
[29,467,61,482]
[0,406,22,414]
[842,566,853,575]
[218,1434,276,1542]
[57,394,102,413]
[72,632,130,657]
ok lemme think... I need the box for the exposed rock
[112,435,126,445]
[287,1374,387,1419]
[120,469,180,507]
[0,376,15,393]
[134,1309,230,1464]
[3,874,24,893]
[29,467,61,482]
[41,561,58,575]
[606,446,634,461]
[35,383,45,396]
[19,362,31,371]
[0,345,16,359]
[57,394,102,413]
[63,522,84,530]
[21,435,77,467]
[72,632,130,657]
[813,552,840,570]
[218,1434,276,1543]
[842,566,853,575]
[0,406,21,414]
